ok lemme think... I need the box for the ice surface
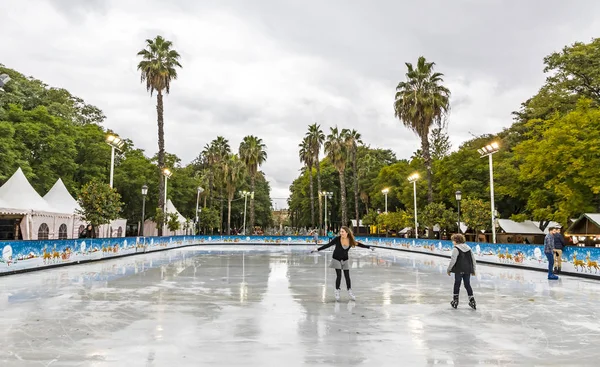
[1,245,599,366]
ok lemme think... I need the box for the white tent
[0,168,71,240]
[143,199,189,236]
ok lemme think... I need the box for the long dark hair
[340,226,357,247]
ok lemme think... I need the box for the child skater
[447,233,477,310]
[311,226,374,301]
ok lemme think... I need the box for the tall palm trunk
[339,170,347,227]
[219,187,225,235]
[227,196,232,235]
[421,130,433,203]
[156,91,165,236]
[249,174,256,231]
[308,165,315,228]
[316,161,323,234]
[207,171,214,207]
[353,155,359,234]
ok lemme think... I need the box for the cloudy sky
[2,0,600,208]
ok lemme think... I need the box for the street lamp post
[195,187,204,235]
[455,190,462,234]
[320,191,333,235]
[478,142,500,243]
[240,191,254,235]
[105,134,124,188]
[141,184,148,236]
[162,168,173,235]
[408,173,420,239]
[381,188,390,213]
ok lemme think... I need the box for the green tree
[344,129,363,233]
[199,207,220,234]
[306,123,325,230]
[239,135,267,232]
[166,212,181,235]
[137,35,182,236]
[394,56,451,203]
[299,136,315,227]
[224,154,246,234]
[325,127,349,226]
[461,198,491,241]
[429,127,452,161]
[77,179,123,227]
[420,202,455,238]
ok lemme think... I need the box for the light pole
[163,168,173,235]
[195,187,204,235]
[141,184,148,236]
[478,142,500,243]
[455,190,462,234]
[381,188,390,213]
[240,191,254,235]
[320,191,333,235]
[106,134,124,188]
[408,173,420,239]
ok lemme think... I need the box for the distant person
[544,227,559,280]
[447,233,477,310]
[311,226,375,301]
[553,226,565,274]
[327,230,334,240]
[312,229,319,245]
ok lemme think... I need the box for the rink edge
[2,242,599,280]
[370,245,600,280]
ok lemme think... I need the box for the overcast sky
[2,0,600,208]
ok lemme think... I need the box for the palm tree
[306,123,325,233]
[344,129,362,233]
[299,137,315,227]
[224,154,246,235]
[394,56,450,203]
[325,127,349,227]
[239,136,267,233]
[137,35,182,235]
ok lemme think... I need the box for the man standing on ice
[544,227,559,280]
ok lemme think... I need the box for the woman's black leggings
[335,269,351,290]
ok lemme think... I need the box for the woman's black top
[317,236,371,261]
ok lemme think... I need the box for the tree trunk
[227,196,232,235]
[207,171,214,207]
[219,187,224,235]
[308,164,315,228]
[339,169,347,227]
[353,155,359,235]
[316,158,323,234]
[249,173,256,232]
[421,129,433,203]
[156,91,165,236]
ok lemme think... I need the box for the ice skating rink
[1,245,599,366]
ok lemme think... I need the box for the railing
[1,235,599,276]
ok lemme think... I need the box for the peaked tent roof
[43,178,81,215]
[166,199,187,223]
[527,220,562,234]
[497,219,544,235]
[0,167,55,213]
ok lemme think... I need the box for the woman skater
[311,226,374,301]
[447,233,477,310]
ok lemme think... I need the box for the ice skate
[334,289,340,301]
[548,274,559,280]
[468,296,476,310]
[348,289,356,301]
[450,295,459,309]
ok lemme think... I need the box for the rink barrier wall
[1,235,599,278]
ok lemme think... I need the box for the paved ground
[1,245,599,366]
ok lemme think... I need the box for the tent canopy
[566,213,600,236]
[43,178,81,215]
[0,167,55,213]
[166,199,187,224]
[497,219,544,235]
